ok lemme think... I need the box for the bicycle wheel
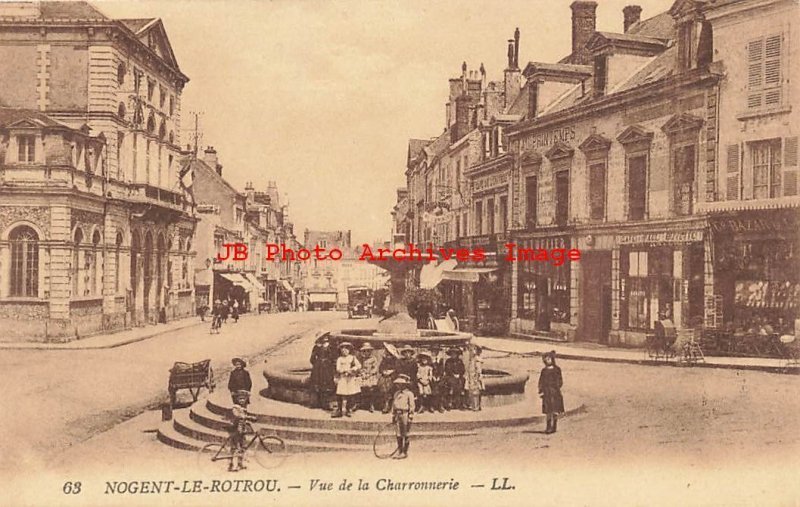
[373,422,398,459]
[248,434,288,470]
[196,443,227,470]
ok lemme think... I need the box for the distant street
[0,311,343,472]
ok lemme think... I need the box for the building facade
[0,2,195,341]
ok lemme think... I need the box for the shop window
[117,102,126,121]
[751,139,782,199]
[746,34,784,110]
[525,175,538,229]
[159,85,166,109]
[673,144,696,215]
[628,155,647,220]
[589,162,606,220]
[555,170,569,226]
[626,251,649,330]
[9,225,39,297]
[17,135,35,163]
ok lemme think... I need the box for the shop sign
[472,170,510,193]
[618,230,703,245]
[516,126,577,151]
[709,216,795,234]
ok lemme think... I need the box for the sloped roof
[423,131,451,161]
[0,107,72,129]
[38,1,108,20]
[621,45,677,90]
[407,138,430,165]
[628,12,676,40]
[186,157,244,198]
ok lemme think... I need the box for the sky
[97,0,673,245]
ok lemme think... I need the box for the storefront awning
[243,273,266,292]
[420,259,457,289]
[220,273,252,290]
[442,266,497,283]
[280,280,294,292]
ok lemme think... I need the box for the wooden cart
[168,359,215,407]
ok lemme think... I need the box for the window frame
[9,225,39,298]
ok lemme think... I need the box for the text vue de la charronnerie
[216,243,582,267]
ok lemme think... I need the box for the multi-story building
[396,0,799,346]
[0,2,195,340]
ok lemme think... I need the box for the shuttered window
[747,34,783,110]
[751,139,782,199]
[726,144,740,200]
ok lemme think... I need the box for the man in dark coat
[443,347,465,410]
[228,357,252,404]
[309,335,336,409]
[429,345,445,413]
[537,350,564,434]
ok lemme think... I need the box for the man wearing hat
[429,345,446,413]
[332,342,361,418]
[443,347,466,410]
[391,374,415,459]
[228,357,252,404]
[357,342,379,412]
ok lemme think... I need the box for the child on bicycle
[391,374,415,459]
[229,390,257,472]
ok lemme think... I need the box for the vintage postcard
[0,0,798,505]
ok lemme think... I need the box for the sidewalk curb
[0,312,269,351]
[477,338,799,375]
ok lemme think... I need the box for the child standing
[358,342,379,412]
[415,353,433,413]
[228,357,252,404]
[537,351,564,434]
[391,374,415,459]
[332,342,361,418]
[228,391,256,472]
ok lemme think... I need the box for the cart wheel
[250,433,288,469]
[197,443,227,470]
[373,422,399,459]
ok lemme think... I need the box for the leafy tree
[404,288,442,328]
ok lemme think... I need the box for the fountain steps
[157,390,585,452]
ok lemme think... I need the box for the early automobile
[347,285,372,319]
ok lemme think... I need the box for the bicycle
[197,422,287,470]
[373,421,400,459]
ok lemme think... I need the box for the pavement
[474,335,798,374]
[0,311,268,350]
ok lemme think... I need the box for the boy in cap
[228,390,257,472]
[358,342,379,412]
[443,347,466,410]
[391,374,415,459]
[228,357,252,404]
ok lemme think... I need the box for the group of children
[309,335,486,418]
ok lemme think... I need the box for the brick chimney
[623,5,642,33]
[452,94,470,143]
[203,146,220,175]
[570,1,597,65]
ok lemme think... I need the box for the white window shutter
[726,144,740,200]
[747,38,765,109]
[784,137,798,196]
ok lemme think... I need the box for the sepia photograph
[0,0,798,505]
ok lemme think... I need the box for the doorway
[580,250,612,343]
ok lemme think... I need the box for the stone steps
[187,403,478,445]
[157,390,585,454]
